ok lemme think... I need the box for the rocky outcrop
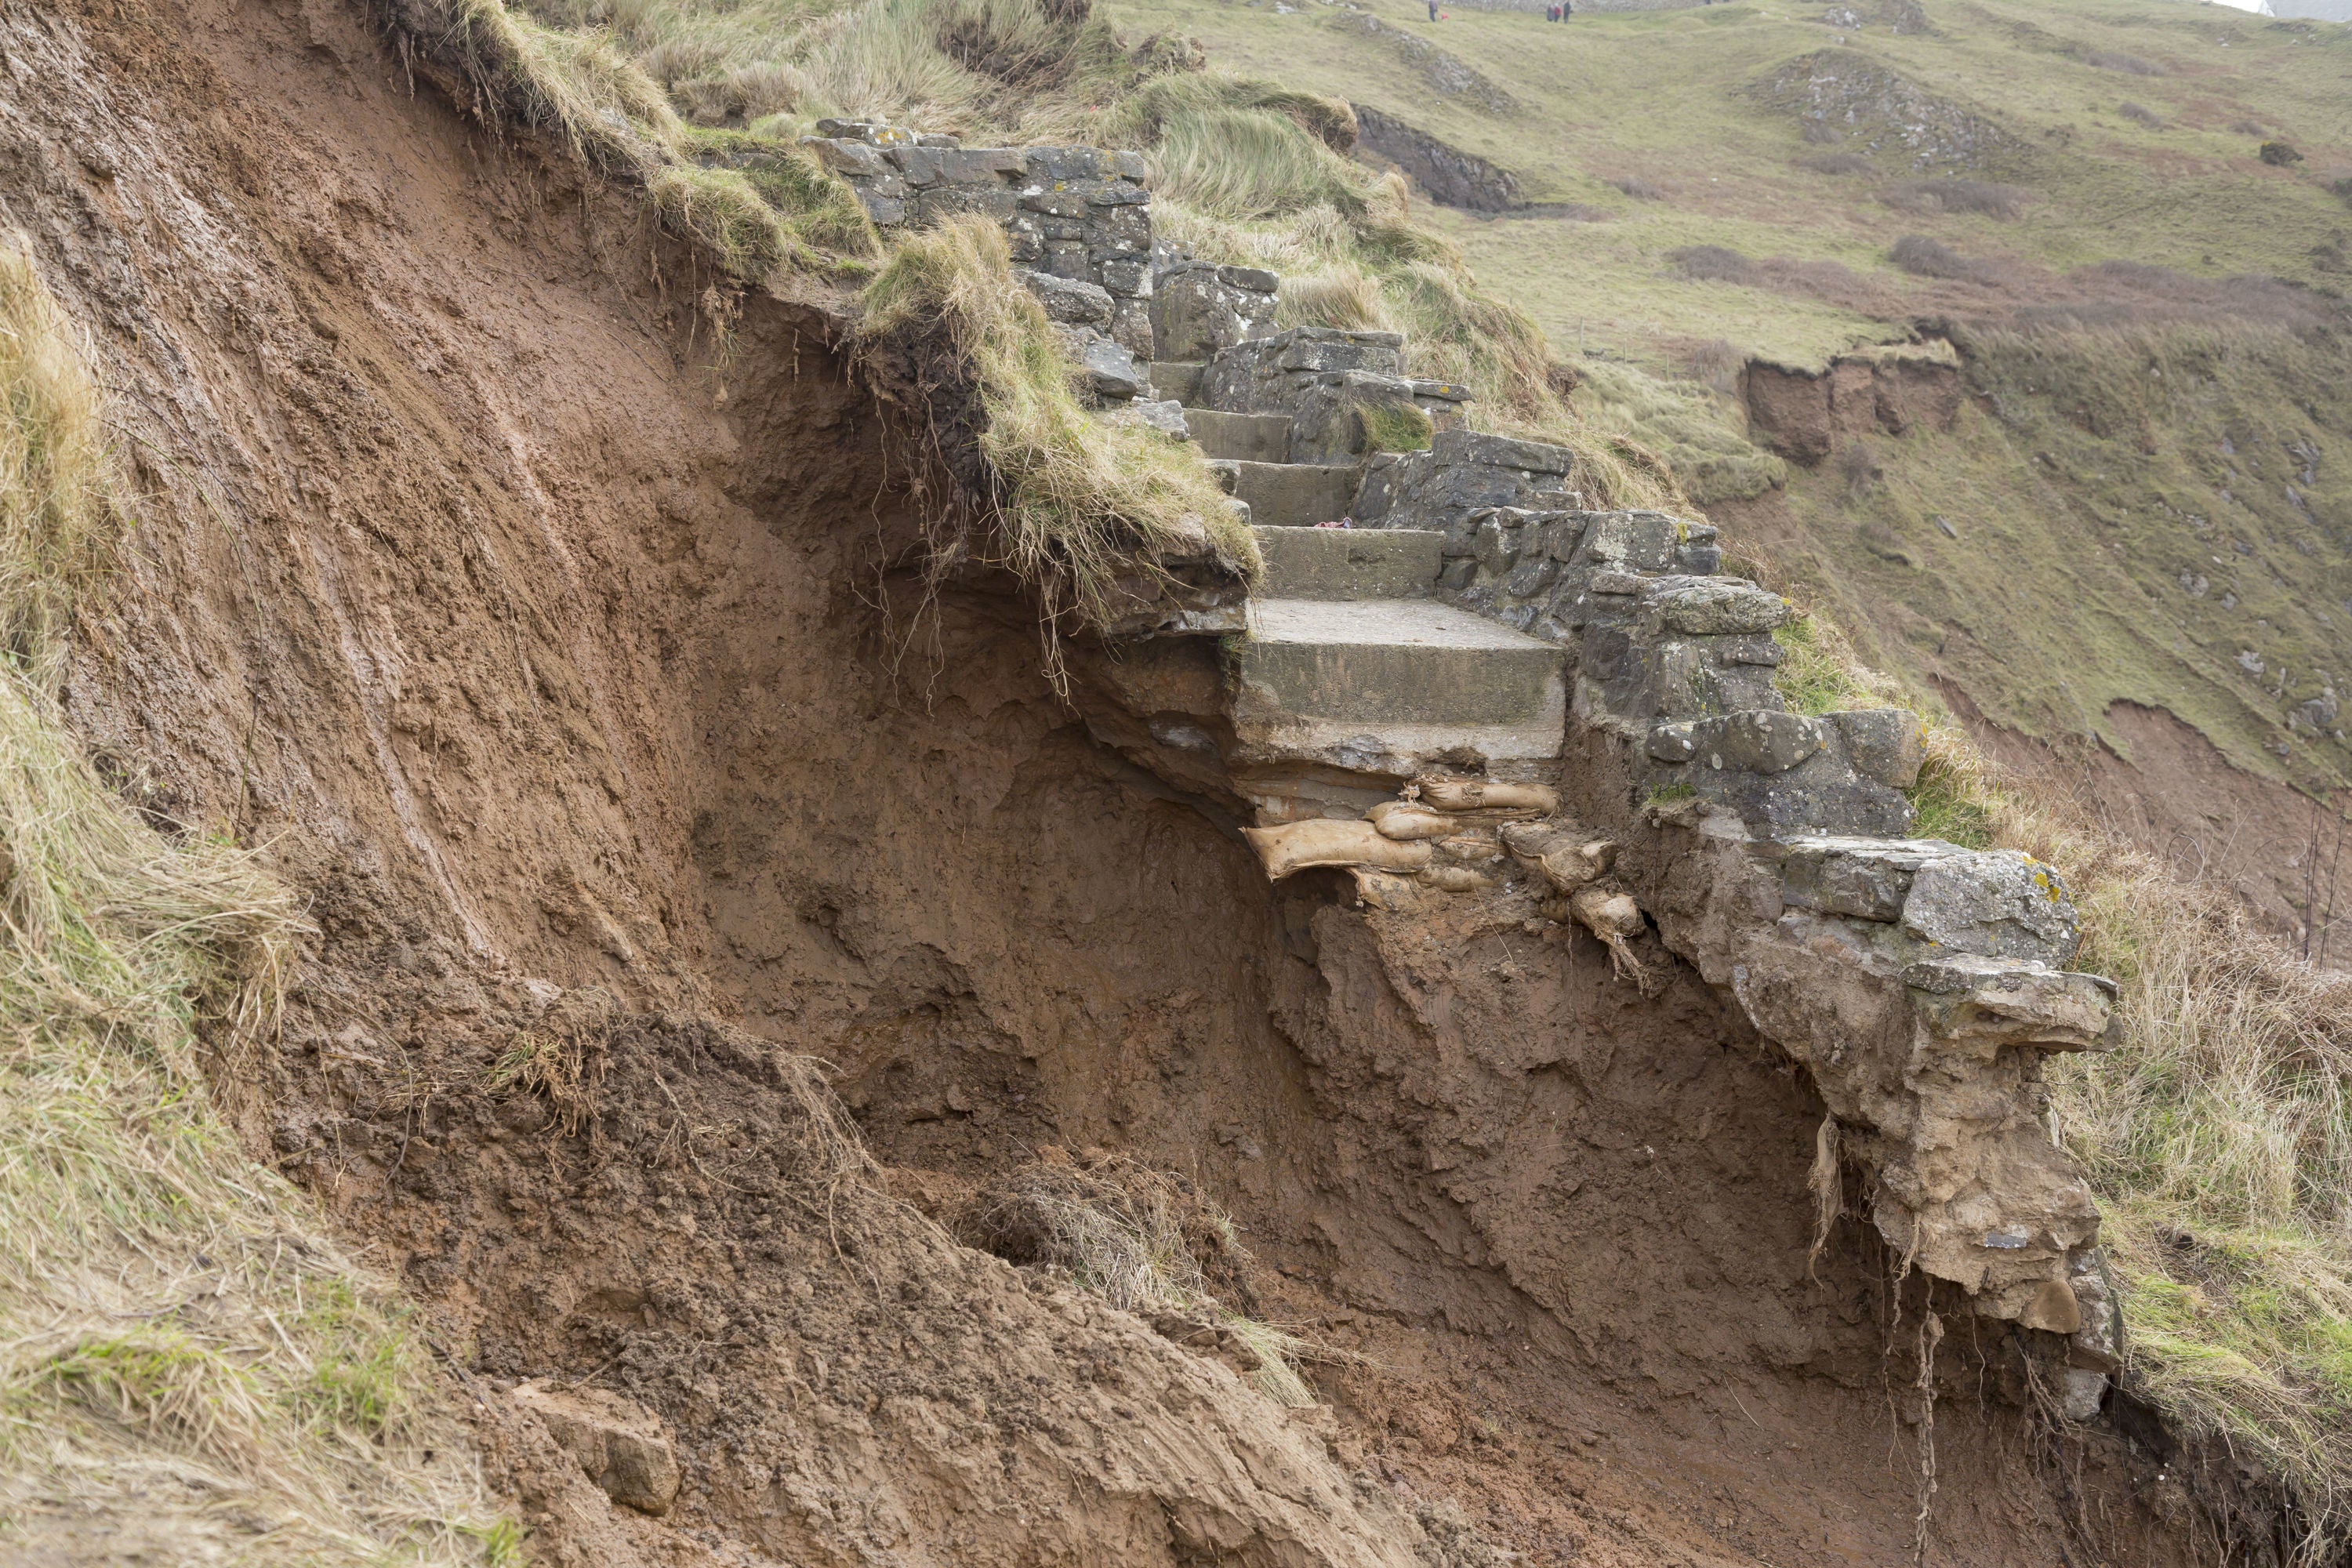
[1352,105,1523,212]
[1742,351,1963,464]
[1750,51,2025,172]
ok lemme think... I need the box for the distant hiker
[1428,0,1438,18]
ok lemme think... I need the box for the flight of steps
[1225,524,1568,819]
[1149,361,1568,815]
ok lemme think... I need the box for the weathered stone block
[802,136,890,176]
[1657,579,1789,636]
[1151,263,1279,361]
[1123,398,1189,438]
[1830,709,1927,789]
[1086,180,1152,205]
[512,1381,682,1516]
[1901,953,2114,1052]
[1431,429,1575,475]
[1680,710,1826,774]
[1581,510,1682,573]
[1474,514,1523,575]
[1903,852,2079,964]
[1020,185,1094,219]
[1109,296,1153,358]
[911,184,1021,228]
[1776,835,1957,920]
[1025,146,1122,181]
[1504,553,1558,598]
[1091,204,1152,253]
[1076,332,1145,401]
[1022,269,1114,327]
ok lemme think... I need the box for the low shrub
[2084,47,2165,76]
[1880,178,2031,220]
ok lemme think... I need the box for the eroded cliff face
[3,2,2251,1565]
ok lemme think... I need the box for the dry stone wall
[801,120,1156,356]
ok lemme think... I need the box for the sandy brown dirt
[3,0,2271,1563]
[1964,694,2350,960]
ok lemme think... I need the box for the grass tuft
[858,216,1254,673]
[962,1151,1327,1407]
[1358,398,1434,454]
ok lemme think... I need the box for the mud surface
[5,0,2253,1563]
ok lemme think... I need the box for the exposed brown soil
[6,0,2277,1563]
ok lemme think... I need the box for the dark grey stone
[1080,334,1145,401]
[1022,270,1115,326]
[1830,710,1928,789]
[1431,429,1575,475]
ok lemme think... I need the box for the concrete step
[1150,361,1203,404]
[1231,460,1359,529]
[1188,408,1292,464]
[1254,525,1443,601]
[1229,598,1566,767]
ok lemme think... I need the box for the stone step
[1254,525,1443,601]
[1229,598,1567,768]
[1188,409,1292,464]
[1149,361,1203,404]
[1231,460,1359,529]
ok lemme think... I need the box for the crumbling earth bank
[5,1,2230,1565]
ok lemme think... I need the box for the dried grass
[394,0,873,278]
[963,1152,1323,1406]
[0,240,505,1563]
[1878,177,2031,220]
[1667,245,1901,316]
[2083,47,2165,78]
[858,216,1254,673]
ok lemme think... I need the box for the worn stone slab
[1229,461,1360,529]
[1187,409,1291,464]
[1230,598,1567,764]
[1253,526,1442,601]
[1430,428,1576,475]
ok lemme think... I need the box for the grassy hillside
[1102,0,2352,799]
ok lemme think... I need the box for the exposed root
[1915,1310,1944,1566]
[1808,1115,1844,1282]
[1570,883,1656,993]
